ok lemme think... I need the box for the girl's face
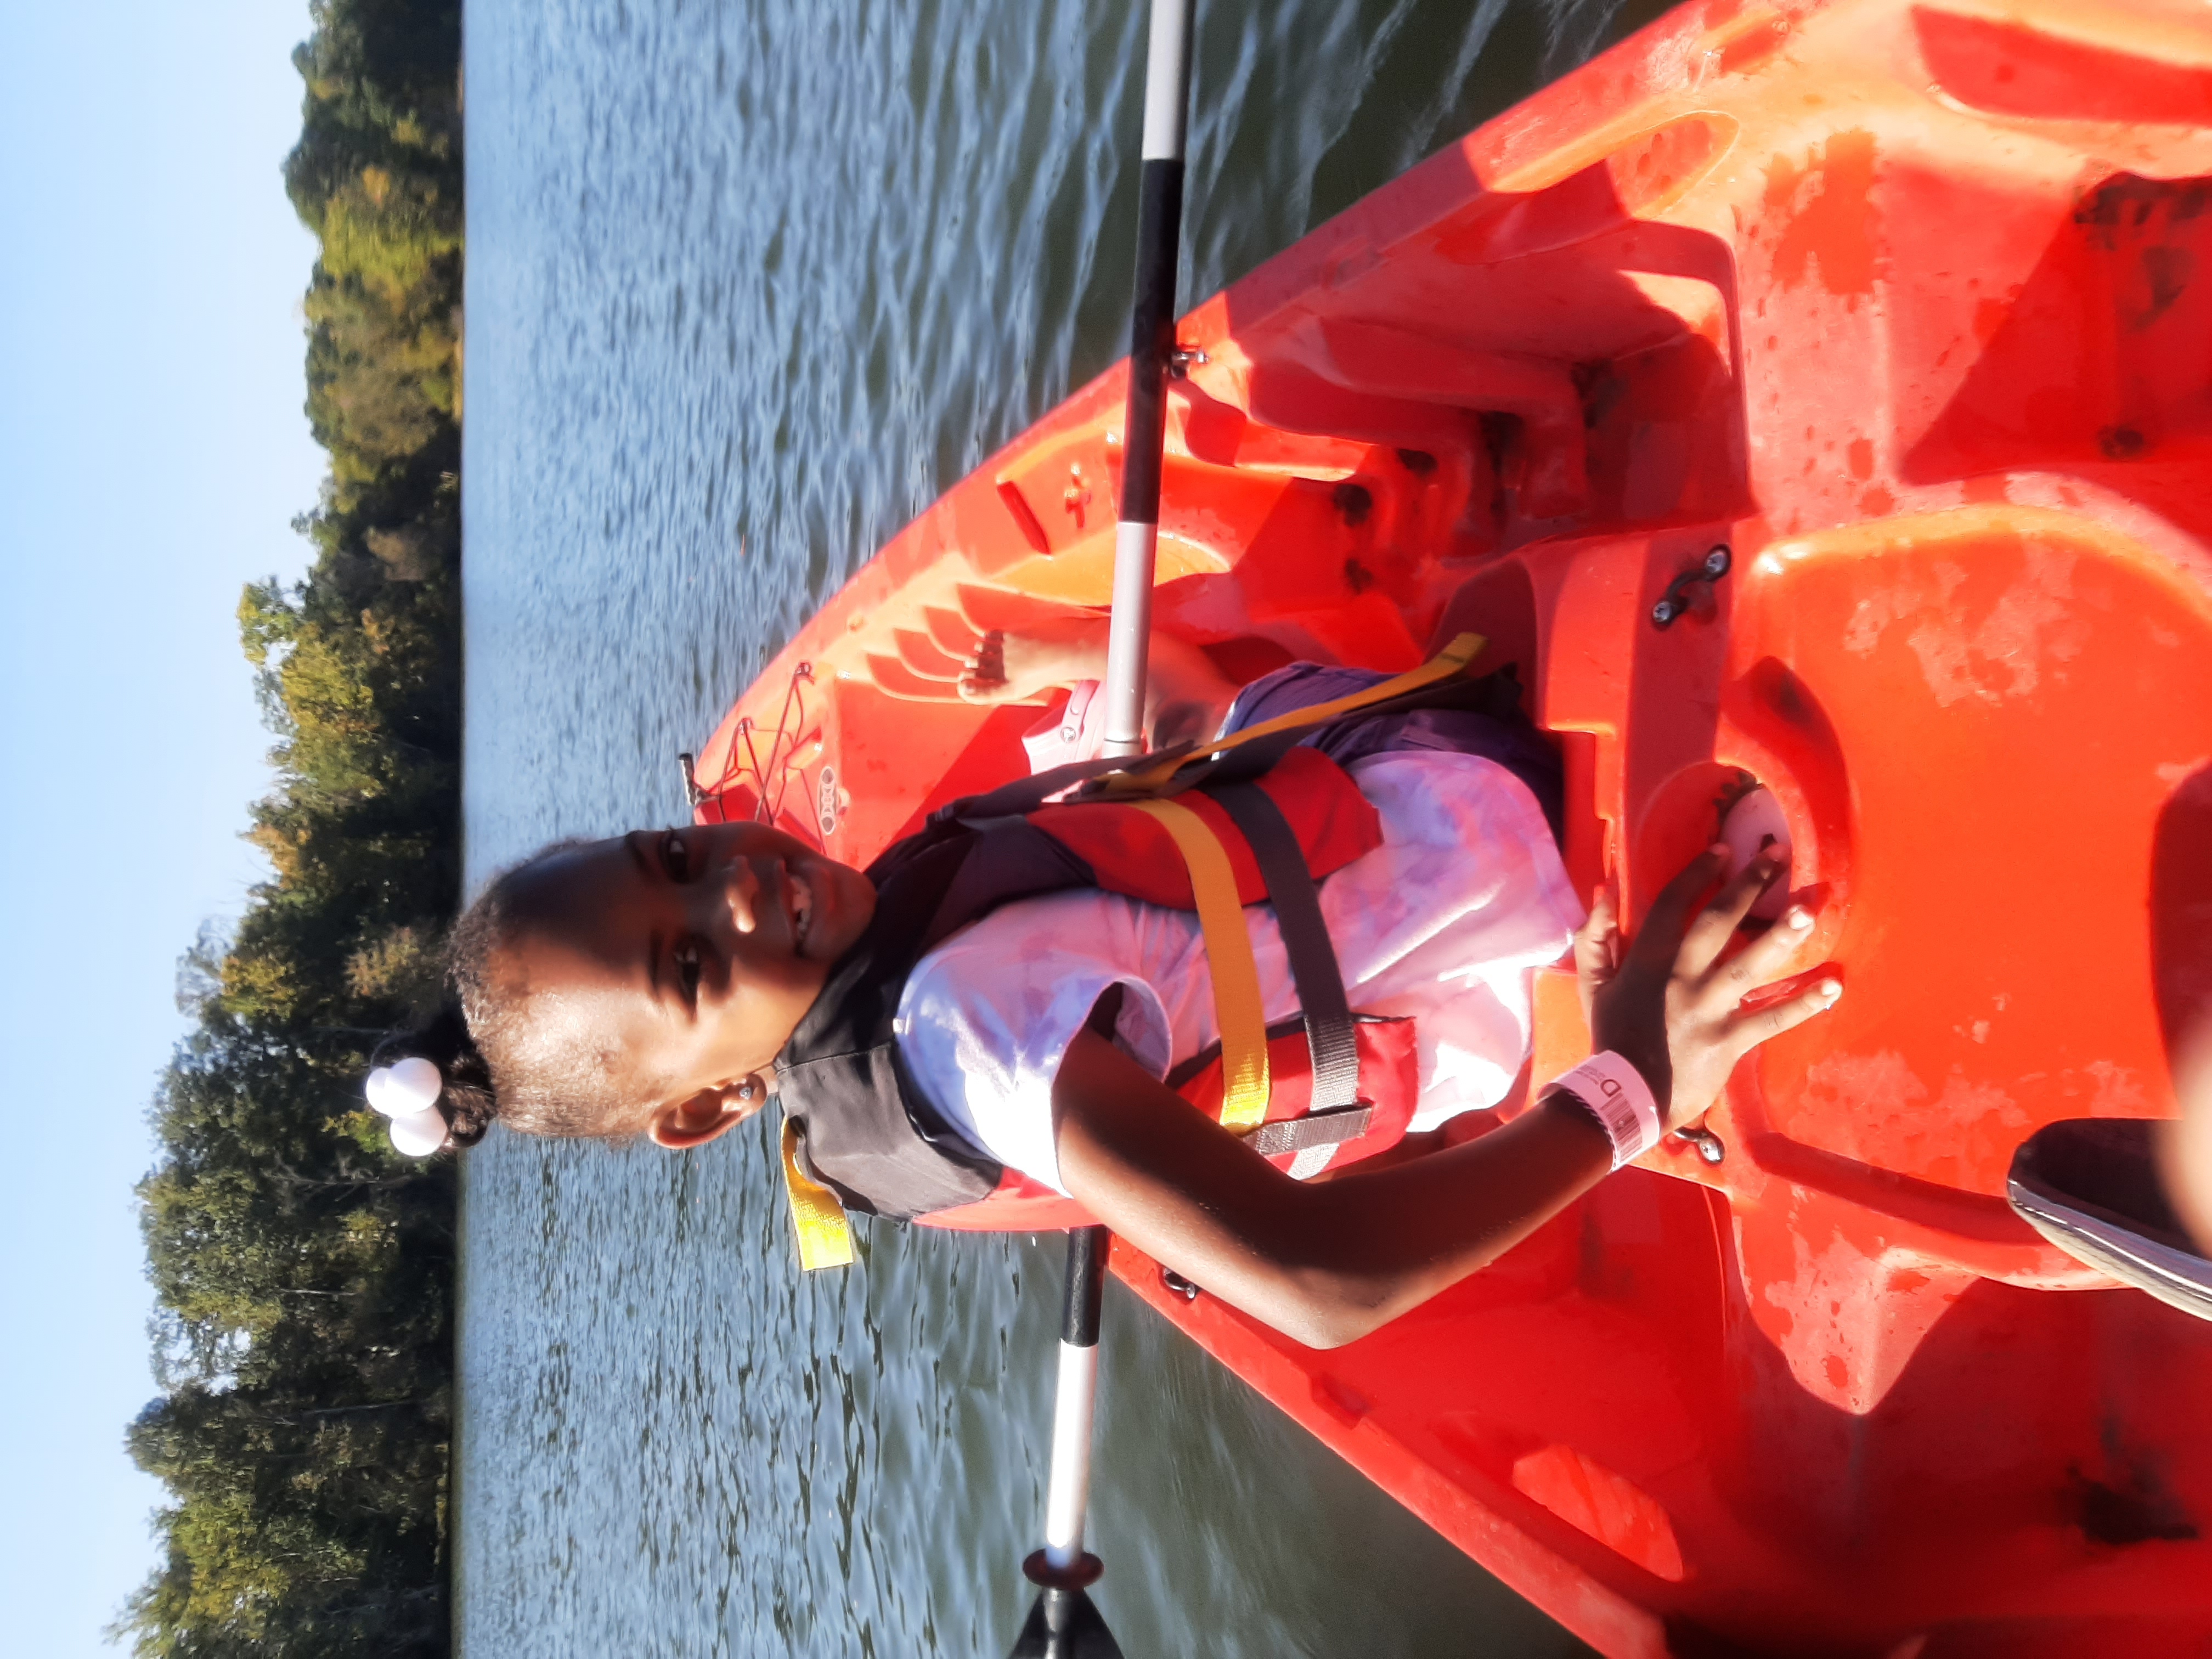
[495,822,876,1144]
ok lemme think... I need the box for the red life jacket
[916,744,1423,1232]
[766,635,1517,1265]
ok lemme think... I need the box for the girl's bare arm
[1053,844,1839,1348]
[958,619,1240,748]
[1054,1035,1613,1348]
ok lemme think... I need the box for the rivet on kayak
[1161,1267,1200,1302]
[1651,544,1733,630]
[1167,344,1208,378]
[1677,1125,1726,1165]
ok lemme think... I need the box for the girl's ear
[647,1076,771,1150]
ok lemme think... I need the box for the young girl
[370,637,1838,1349]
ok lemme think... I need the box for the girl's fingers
[1679,849,1786,977]
[1713,901,1816,996]
[1727,977,1843,1051]
[1630,845,1732,970]
[1572,887,1621,985]
[957,632,1008,702]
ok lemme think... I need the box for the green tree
[123,3,465,1654]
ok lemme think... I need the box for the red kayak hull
[695,2,2212,1650]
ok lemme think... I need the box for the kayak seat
[1311,318,1590,520]
[2007,1119,2212,1322]
[1914,4,2212,126]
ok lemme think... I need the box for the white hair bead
[366,1056,444,1119]
[386,1105,450,1158]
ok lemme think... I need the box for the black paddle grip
[1062,1224,1109,1348]
[1119,156,1185,524]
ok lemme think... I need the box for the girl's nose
[702,854,770,947]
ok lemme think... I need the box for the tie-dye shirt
[895,750,1583,1194]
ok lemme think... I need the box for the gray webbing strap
[1248,1105,1374,1157]
[1206,781,1363,1114]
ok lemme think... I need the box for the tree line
[121,3,465,1653]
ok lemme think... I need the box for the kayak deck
[693,1,2212,1651]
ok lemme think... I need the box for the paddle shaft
[1018,12,1193,1652]
[1051,0,1195,1561]
[1049,0,1193,1560]
[1041,1226,1110,1567]
[1099,0,1196,760]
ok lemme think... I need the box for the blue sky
[0,4,325,1651]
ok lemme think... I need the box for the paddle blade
[1009,1587,1123,1659]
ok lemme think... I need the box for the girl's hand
[1573,843,1842,1127]
[957,627,1013,702]
[956,619,1111,704]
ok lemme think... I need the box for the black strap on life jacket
[1208,781,1362,1115]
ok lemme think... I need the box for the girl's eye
[674,940,703,1001]
[663,831,692,881]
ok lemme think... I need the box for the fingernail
[1786,907,1812,930]
[1819,979,1842,1000]
[1709,841,1731,859]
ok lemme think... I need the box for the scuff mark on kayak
[1796,1049,2037,1191]
[1841,545,2090,706]
[2084,1059,2153,1119]
[1764,129,1880,298]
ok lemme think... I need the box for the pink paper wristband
[1547,1052,1664,1170]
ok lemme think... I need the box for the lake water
[458,2,1659,1652]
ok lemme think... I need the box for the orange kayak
[691,1,2212,1651]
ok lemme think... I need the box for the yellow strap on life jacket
[1130,798,1272,1132]
[1098,632,1486,798]
[781,1113,856,1271]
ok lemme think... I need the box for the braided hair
[370,1000,499,1148]
[376,836,635,1149]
